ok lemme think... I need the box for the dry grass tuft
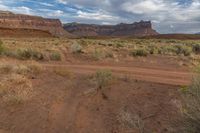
[0,61,43,105]
[180,75,200,133]
[94,69,113,90]
[117,109,145,133]
[0,74,33,105]
[54,68,73,78]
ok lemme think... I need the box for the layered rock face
[64,21,159,37]
[0,11,68,37]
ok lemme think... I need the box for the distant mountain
[63,21,159,37]
[196,32,200,34]
[0,10,71,37]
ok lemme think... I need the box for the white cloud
[51,10,65,17]
[121,0,166,14]
[38,2,54,7]
[56,0,68,5]
[76,10,119,21]
[12,6,33,15]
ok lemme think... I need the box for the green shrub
[176,45,192,56]
[94,70,112,90]
[115,43,124,48]
[17,48,44,60]
[71,43,82,53]
[148,45,159,54]
[192,44,200,54]
[131,49,148,57]
[160,45,177,55]
[50,52,61,61]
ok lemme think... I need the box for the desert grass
[0,74,33,105]
[180,75,200,133]
[70,42,83,54]
[117,109,145,133]
[54,68,74,78]
[94,69,113,90]
[50,51,61,61]
[1,38,200,64]
[0,61,43,105]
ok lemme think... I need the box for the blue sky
[0,0,200,33]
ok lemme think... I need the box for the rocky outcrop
[64,21,159,37]
[0,27,52,37]
[0,11,70,37]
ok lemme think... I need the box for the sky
[0,0,200,33]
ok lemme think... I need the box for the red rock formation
[64,21,159,37]
[0,11,70,37]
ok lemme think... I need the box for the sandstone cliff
[64,21,159,37]
[0,11,69,37]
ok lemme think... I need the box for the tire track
[43,63,192,86]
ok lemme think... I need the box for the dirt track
[43,63,192,86]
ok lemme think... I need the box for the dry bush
[176,45,192,56]
[0,74,33,105]
[131,48,148,57]
[27,61,44,75]
[70,42,82,53]
[17,48,44,60]
[92,49,105,60]
[94,69,113,90]
[54,68,73,78]
[0,64,13,74]
[0,40,5,55]
[192,44,200,54]
[0,62,43,76]
[50,51,61,61]
[117,109,145,133]
[180,75,200,133]
[0,62,43,105]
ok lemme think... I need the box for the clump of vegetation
[115,43,124,48]
[50,52,61,61]
[0,62,43,76]
[17,48,44,60]
[94,69,113,90]
[176,45,192,56]
[180,73,200,132]
[0,40,5,55]
[71,42,82,53]
[54,68,73,78]
[0,62,43,105]
[93,49,104,60]
[117,109,145,133]
[192,44,200,54]
[0,64,13,74]
[149,46,159,55]
[131,48,148,57]
[0,74,33,105]
[160,45,177,55]
[27,62,44,75]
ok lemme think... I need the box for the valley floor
[0,37,197,133]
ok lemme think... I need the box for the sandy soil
[0,71,182,133]
[0,55,190,133]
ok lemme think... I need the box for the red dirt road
[43,63,192,86]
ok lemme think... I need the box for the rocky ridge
[0,11,69,37]
[64,21,159,37]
